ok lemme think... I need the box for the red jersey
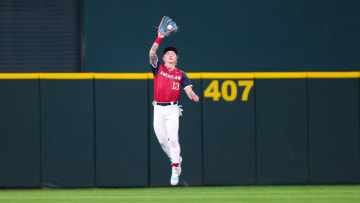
[151,61,192,102]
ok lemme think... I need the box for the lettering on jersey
[159,71,181,80]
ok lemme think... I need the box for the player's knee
[158,139,167,146]
[168,138,179,147]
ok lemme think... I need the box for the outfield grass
[0,185,359,203]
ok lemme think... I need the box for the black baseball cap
[163,47,177,55]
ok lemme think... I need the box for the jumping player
[149,26,199,186]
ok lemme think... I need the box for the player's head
[163,47,178,65]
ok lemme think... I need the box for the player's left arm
[184,86,199,102]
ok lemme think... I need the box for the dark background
[84,0,360,72]
[0,0,359,188]
[0,0,80,72]
[1,0,359,73]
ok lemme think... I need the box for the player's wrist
[155,37,163,44]
[191,94,197,101]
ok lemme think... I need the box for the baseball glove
[158,16,179,36]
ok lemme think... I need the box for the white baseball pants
[153,104,181,164]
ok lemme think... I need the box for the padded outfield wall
[0,72,358,187]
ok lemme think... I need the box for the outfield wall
[0,72,358,188]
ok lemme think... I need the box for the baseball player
[149,16,199,186]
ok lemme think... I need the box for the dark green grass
[0,185,360,203]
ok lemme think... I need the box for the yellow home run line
[40,73,94,79]
[95,73,150,79]
[0,72,358,79]
[307,72,360,78]
[0,73,40,79]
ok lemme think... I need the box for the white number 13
[172,82,180,90]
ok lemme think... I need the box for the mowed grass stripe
[0,186,359,203]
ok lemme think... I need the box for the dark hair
[163,47,177,55]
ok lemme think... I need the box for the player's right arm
[149,32,165,68]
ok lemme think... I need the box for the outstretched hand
[158,31,165,38]
[158,16,179,37]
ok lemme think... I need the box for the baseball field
[0,185,359,203]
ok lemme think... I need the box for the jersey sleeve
[181,72,193,89]
[150,60,161,76]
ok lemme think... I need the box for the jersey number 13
[172,82,180,90]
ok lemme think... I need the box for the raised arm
[150,16,179,67]
[149,31,165,68]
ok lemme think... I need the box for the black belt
[154,101,178,106]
